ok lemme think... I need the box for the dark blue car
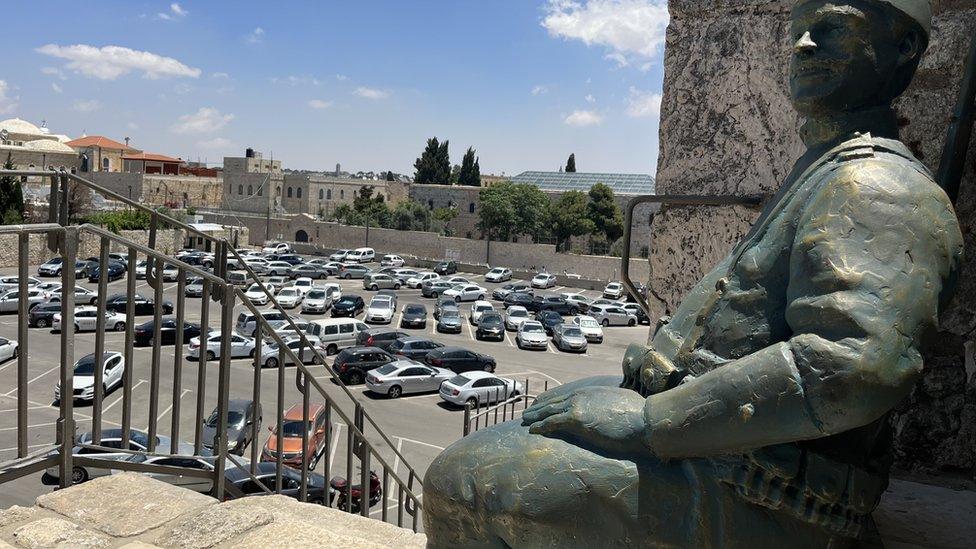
[88,261,126,283]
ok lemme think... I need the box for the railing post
[250,323,262,474]
[147,260,164,452]
[57,227,77,488]
[463,403,471,437]
[214,288,234,499]
[16,233,29,457]
[92,237,109,444]
[193,278,210,455]
[171,269,187,455]
[122,248,136,447]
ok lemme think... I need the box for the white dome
[23,139,76,154]
[0,118,43,136]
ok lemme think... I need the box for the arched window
[287,187,293,198]
[229,184,232,194]
[238,184,243,194]
[318,189,324,200]
[276,186,281,196]
[340,189,344,199]
[327,189,332,200]
[247,185,253,195]
[468,202,475,213]
[295,230,309,243]
[102,157,110,171]
[296,187,302,198]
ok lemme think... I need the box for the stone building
[0,118,82,177]
[407,184,484,238]
[220,150,283,215]
[282,173,409,218]
[649,0,975,477]
[66,135,137,173]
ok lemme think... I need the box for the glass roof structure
[509,171,655,196]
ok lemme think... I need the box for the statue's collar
[799,106,899,151]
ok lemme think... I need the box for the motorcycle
[329,471,382,513]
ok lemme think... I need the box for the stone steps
[0,473,426,548]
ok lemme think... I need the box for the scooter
[329,471,382,513]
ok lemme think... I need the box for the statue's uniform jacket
[422,134,964,548]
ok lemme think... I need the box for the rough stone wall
[0,229,185,268]
[652,0,976,477]
[141,175,223,209]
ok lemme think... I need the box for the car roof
[459,371,494,380]
[283,403,325,421]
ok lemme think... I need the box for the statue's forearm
[642,343,824,459]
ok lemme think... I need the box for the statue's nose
[794,31,817,53]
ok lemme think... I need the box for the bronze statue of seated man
[423,0,964,546]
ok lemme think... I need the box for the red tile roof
[122,152,182,163]
[65,135,138,151]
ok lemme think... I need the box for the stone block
[231,519,389,549]
[118,543,163,549]
[35,473,215,537]
[12,517,112,549]
[0,507,35,528]
[153,498,275,549]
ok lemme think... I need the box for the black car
[225,461,329,503]
[201,399,262,455]
[503,292,535,309]
[526,295,579,316]
[388,338,445,361]
[355,328,409,351]
[433,261,458,275]
[29,302,62,328]
[333,346,395,384]
[536,310,565,335]
[88,261,126,283]
[181,253,208,266]
[277,254,305,266]
[331,295,365,317]
[400,304,428,329]
[104,294,174,316]
[475,313,505,341]
[134,318,205,346]
[425,346,495,374]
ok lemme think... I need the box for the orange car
[261,403,330,468]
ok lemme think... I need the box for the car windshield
[405,305,424,314]
[490,269,504,274]
[523,324,543,333]
[279,289,298,296]
[371,301,392,310]
[441,310,460,319]
[375,364,397,375]
[307,290,326,299]
[278,419,311,437]
[73,355,99,375]
[448,375,471,386]
[509,309,527,317]
[579,319,598,328]
[481,316,502,326]
[475,304,492,312]
[337,297,356,305]
[563,328,583,337]
[205,410,245,427]
[246,284,262,292]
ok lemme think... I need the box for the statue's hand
[522,386,647,455]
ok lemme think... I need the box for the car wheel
[484,363,495,373]
[466,397,478,408]
[388,385,402,399]
[478,294,485,301]
[36,318,48,329]
[54,268,62,277]
[113,322,125,332]
[249,349,256,358]
[394,284,400,290]
[71,467,88,484]
[206,350,216,361]
[431,292,438,298]
[370,284,378,291]
[265,357,278,369]
[348,371,364,385]
[628,319,636,327]
[73,324,80,333]
[344,274,351,279]
[569,308,578,316]
[326,344,338,356]
[12,348,18,358]
[602,319,610,327]
[454,296,461,303]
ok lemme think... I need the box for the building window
[318,189,324,200]
[238,184,243,194]
[276,186,281,196]
[296,187,302,198]
[287,187,293,198]
[247,185,253,195]
[102,157,110,171]
[340,189,344,199]
[466,232,473,239]
[468,202,475,213]
[326,189,332,200]
[428,200,434,210]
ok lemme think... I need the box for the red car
[261,403,330,468]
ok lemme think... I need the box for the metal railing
[0,169,424,529]
[461,379,548,436]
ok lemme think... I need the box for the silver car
[515,321,549,350]
[185,277,205,297]
[504,306,531,331]
[44,429,197,485]
[301,288,333,314]
[588,304,638,327]
[552,324,588,353]
[365,360,454,399]
[363,273,402,291]
[365,297,395,324]
[439,371,523,408]
[0,288,46,312]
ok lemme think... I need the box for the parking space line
[157,388,191,421]
[552,286,565,292]
[0,422,57,433]
[0,405,51,413]
[391,437,404,476]
[546,342,557,354]
[102,380,147,414]
[3,365,60,396]
[329,422,344,466]
[464,318,475,341]
[0,442,56,455]
[504,332,514,347]
[396,436,445,451]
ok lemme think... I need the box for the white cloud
[171,107,234,134]
[0,81,17,114]
[585,94,596,103]
[335,74,348,81]
[531,85,549,96]
[170,3,187,16]
[41,66,67,80]
[354,87,390,100]
[564,109,603,127]
[126,122,139,130]
[625,87,662,117]
[247,27,265,44]
[156,12,172,20]
[542,0,669,69]
[211,72,229,79]
[307,99,333,110]
[51,83,63,94]
[271,75,320,86]
[36,44,201,80]
[72,99,102,112]
[197,137,233,149]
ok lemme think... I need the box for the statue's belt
[713,446,887,539]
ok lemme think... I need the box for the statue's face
[789,1,900,115]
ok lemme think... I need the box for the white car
[365,360,455,398]
[0,337,18,363]
[469,300,495,325]
[504,306,531,331]
[587,304,638,327]
[406,272,439,289]
[37,258,67,277]
[329,249,351,261]
[392,268,420,284]
[45,286,99,306]
[134,260,150,279]
[439,371,523,408]
[275,287,303,309]
[243,283,270,306]
[560,293,592,312]
[265,261,293,277]
[603,282,626,300]
[187,332,256,361]
[257,335,323,368]
[531,273,557,289]
[571,315,605,343]
[293,277,314,296]
[242,257,270,274]
[0,288,46,312]
[301,287,333,314]
[484,267,513,283]
[365,297,395,324]
[54,351,125,402]
[265,276,289,294]
[0,276,41,293]
[321,282,342,301]
[36,281,62,293]
[515,321,549,350]
[161,264,180,282]
[53,306,127,333]
[380,254,405,267]
[443,276,470,285]
[185,277,205,297]
[443,284,487,303]
[262,242,291,254]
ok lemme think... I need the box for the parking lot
[0,258,649,511]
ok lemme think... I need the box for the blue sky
[1,1,668,177]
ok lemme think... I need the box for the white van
[345,247,375,264]
[305,318,369,355]
[226,270,249,286]
[262,242,291,254]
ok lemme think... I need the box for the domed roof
[23,139,76,154]
[0,118,43,136]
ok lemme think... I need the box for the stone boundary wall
[0,228,184,268]
[203,211,647,283]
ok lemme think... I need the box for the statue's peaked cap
[795,0,932,38]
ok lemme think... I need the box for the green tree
[565,153,576,173]
[390,200,432,231]
[510,183,550,239]
[0,153,24,223]
[434,140,451,183]
[457,147,481,187]
[413,137,447,184]
[477,184,518,241]
[449,164,461,185]
[551,191,594,251]
[586,182,623,242]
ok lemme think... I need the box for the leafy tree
[457,147,481,187]
[0,153,24,223]
[435,140,451,184]
[333,203,357,224]
[477,184,518,241]
[432,206,458,236]
[510,183,550,239]
[477,182,550,241]
[390,200,432,231]
[565,153,576,173]
[586,182,623,242]
[551,191,594,251]
[414,137,452,184]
